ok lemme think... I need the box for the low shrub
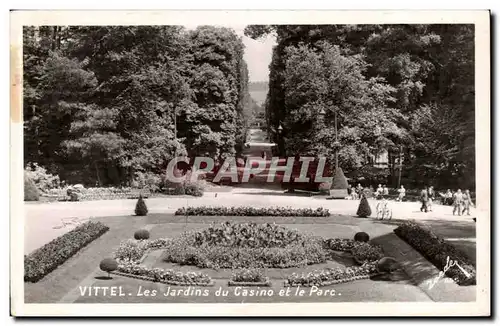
[114,239,148,262]
[183,178,205,197]
[394,221,476,285]
[323,238,357,251]
[134,195,148,216]
[231,268,266,283]
[175,206,330,217]
[134,229,150,240]
[24,175,40,201]
[354,232,370,242]
[132,171,162,193]
[99,258,118,277]
[25,221,109,282]
[351,242,384,263]
[24,163,60,192]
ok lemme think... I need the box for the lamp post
[334,108,339,170]
[398,145,403,188]
[277,124,283,156]
[173,106,178,156]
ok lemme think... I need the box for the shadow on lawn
[369,232,443,286]
[94,276,114,280]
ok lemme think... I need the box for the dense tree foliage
[245,24,475,189]
[23,26,252,186]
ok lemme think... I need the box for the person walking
[453,189,464,216]
[420,187,429,212]
[427,186,435,212]
[376,184,383,200]
[351,185,358,200]
[444,189,453,205]
[462,189,473,216]
[356,183,363,197]
[397,185,406,202]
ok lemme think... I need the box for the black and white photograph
[10,10,490,317]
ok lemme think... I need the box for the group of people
[420,187,474,216]
[349,183,367,200]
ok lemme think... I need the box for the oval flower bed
[161,222,328,269]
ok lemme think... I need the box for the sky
[233,27,276,82]
[187,24,276,82]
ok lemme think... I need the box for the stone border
[110,271,215,287]
[283,272,386,287]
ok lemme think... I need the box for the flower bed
[163,238,327,269]
[194,222,306,248]
[112,237,213,286]
[41,187,153,202]
[114,261,213,286]
[228,269,271,287]
[323,238,358,252]
[25,221,109,282]
[175,206,330,217]
[112,223,389,288]
[162,222,327,269]
[394,221,476,285]
[284,263,379,287]
[323,238,383,264]
[350,242,384,264]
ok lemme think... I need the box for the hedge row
[394,221,476,285]
[25,221,109,282]
[175,206,330,217]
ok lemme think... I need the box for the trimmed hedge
[24,221,109,282]
[394,221,476,285]
[175,206,330,217]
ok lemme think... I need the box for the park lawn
[24,215,150,303]
[25,212,474,304]
[23,214,372,303]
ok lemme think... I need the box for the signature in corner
[426,256,471,290]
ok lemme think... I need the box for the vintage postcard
[10,10,490,317]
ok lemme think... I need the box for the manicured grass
[24,216,150,303]
[24,216,364,303]
[24,213,475,303]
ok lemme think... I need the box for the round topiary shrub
[99,258,118,278]
[134,195,148,216]
[356,194,372,218]
[376,257,400,273]
[134,229,150,240]
[354,232,370,242]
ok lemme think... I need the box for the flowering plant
[231,268,266,283]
